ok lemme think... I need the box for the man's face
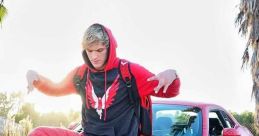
[85,42,108,71]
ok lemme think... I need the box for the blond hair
[82,24,109,49]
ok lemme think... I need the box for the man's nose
[91,51,98,59]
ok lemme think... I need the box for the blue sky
[0,0,253,113]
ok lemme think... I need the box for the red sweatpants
[28,127,83,136]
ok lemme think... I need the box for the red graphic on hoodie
[86,75,120,119]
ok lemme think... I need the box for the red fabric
[28,127,83,136]
[33,67,79,96]
[130,62,180,98]
[102,26,119,71]
[33,24,180,99]
[30,24,180,136]
[32,23,121,96]
[119,60,131,83]
[76,64,87,79]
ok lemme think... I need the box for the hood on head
[82,23,119,71]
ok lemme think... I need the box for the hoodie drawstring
[85,68,90,109]
[104,71,107,121]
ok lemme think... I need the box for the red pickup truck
[69,100,253,136]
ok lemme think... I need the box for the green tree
[0,0,7,25]
[170,113,190,135]
[235,0,259,132]
[0,92,13,117]
[19,116,33,136]
[0,92,35,135]
[38,112,69,127]
[14,102,81,128]
[0,91,22,118]
[15,103,39,127]
[67,109,81,124]
[232,111,257,135]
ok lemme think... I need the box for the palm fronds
[236,0,259,131]
[0,0,7,25]
[236,0,259,66]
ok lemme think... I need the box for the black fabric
[73,68,88,107]
[84,125,115,136]
[73,68,139,136]
[209,118,223,136]
[118,60,152,136]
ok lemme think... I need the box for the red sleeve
[130,63,180,98]
[33,66,80,96]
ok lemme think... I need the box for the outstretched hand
[147,69,178,94]
[26,70,39,93]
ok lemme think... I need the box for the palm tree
[235,0,259,131]
[0,0,7,25]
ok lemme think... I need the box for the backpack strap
[73,64,89,108]
[76,64,88,80]
[119,59,135,104]
[119,60,131,87]
[119,59,152,136]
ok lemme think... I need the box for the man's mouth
[92,60,100,64]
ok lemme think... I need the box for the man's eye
[86,50,92,53]
[97,49,104,52]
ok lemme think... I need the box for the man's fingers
[27,86,32,94]
[27,84,34,93]
[147,76,158,81]
[31,74,39,81]
[163,84,169,93]
[27,70,39,81]
[154,81,163,93]
[26,70,39,94]
[32,76,38,82]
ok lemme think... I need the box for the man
[27,23,180,136]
